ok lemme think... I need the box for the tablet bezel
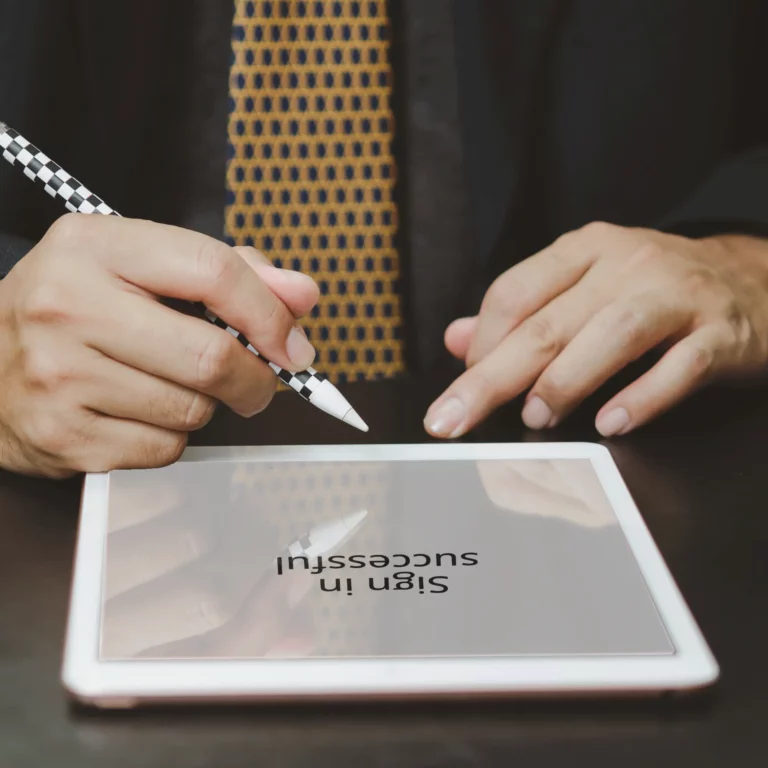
[61,442,719,705]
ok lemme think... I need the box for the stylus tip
[342,408,369,432]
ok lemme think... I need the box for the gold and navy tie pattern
[224,0,405,383]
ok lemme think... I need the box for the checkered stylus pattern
[202,307,330,400]
[0,121,366,429]
[0,125,117,215]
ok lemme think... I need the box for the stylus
[0,121,369,433]
[282,509,368,561]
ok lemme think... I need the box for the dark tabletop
[1,372,767,768]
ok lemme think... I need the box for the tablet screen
[100,457,673,660]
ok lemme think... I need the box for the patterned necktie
[224,0,405,384]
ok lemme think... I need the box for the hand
[0,214,319,477]
[424,223,768,438]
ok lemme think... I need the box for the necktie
[224,0,405,384]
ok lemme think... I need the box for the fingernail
[447,316,477,331]
[424,397,466,437]
[521,396,553,429]
[287,325,315,368]
[596,407,630,436]
[239,400,270,419]
[235,245,270,266]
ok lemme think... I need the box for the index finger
[81,215,316,371]
[467,240,594,366]
[425,288,593,438]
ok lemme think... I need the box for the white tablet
[61,442,718,707]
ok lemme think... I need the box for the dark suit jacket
[1,0,766,375]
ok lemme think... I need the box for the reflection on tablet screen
[100,458,673,660]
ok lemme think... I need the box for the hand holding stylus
[0,120,369,477]
[0,213,318,477]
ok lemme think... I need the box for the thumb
[445,316,478,361]
[234,246,319,319]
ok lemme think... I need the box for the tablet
[61,442,718,707]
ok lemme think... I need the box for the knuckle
[684,343,715,379]
[543,243,571,270]
[691,271,738,320]
[719,318,743,350]
[611,303,648,347]
[22,411,72,455]
[151,432,188,467]
[579,220,616,240]
[146,388,216,431]
[522,314,561,356]
[20,282,74,325]
[628,242,665,270]
[483,275,525,319]
[721,309,755,357]
[77,432,187,473]
[717,292,745,327]
[464,366,500,409]
[23,349,72,391]
[181,392,217,430]
[258,292,283,336]
[536,368,573,405]
[683,269,713,296]
[551,229,575,248]
[196,239,238,288]
[194,334,238,389]
[46,212,90,249]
